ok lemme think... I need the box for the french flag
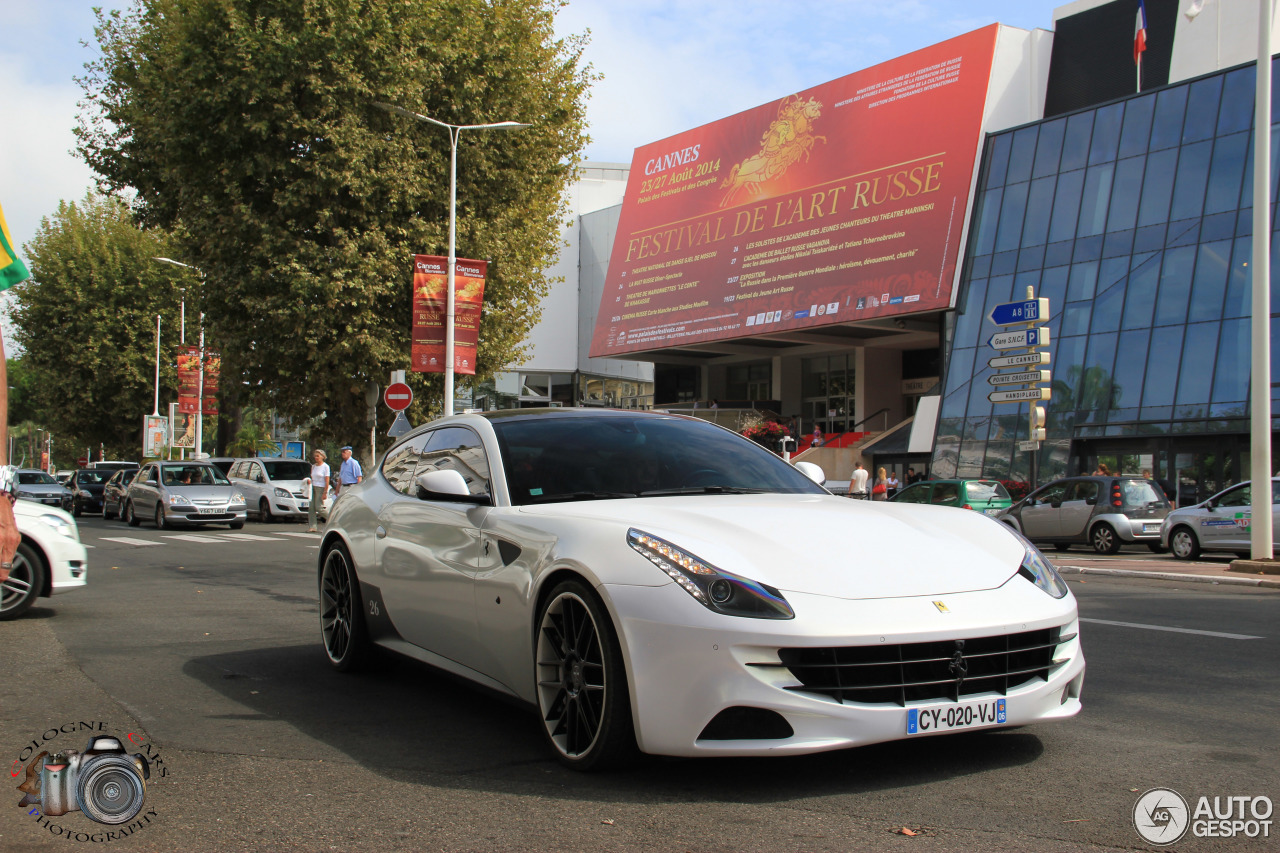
[1134,0,1149,66]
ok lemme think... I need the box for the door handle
[375,525,387,539]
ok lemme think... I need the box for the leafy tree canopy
[10,194,183,458]
[77,0,593,450]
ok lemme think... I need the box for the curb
[1057,565,1280,588]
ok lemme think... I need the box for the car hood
[518,494,1025,600]
[166,485,241,501]
[20,485,67,496]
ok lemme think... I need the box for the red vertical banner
[411,254,487,374]
[201,351,220,416]
[176,345,220,415]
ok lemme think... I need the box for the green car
[889,479,1013,517]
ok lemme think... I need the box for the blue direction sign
[989,297,1050,326]
[988,327,1050,350]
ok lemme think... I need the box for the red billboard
[411,255,488,375]
[177,345,220,416]
[590,26,999,357]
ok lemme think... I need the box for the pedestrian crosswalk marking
[218,533,280,541]
[274,531,321,538]
[98,537,163,547]
[162,534,225,543]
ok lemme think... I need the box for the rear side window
[965,481,1010,501]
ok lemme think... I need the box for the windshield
[966,481,1010,501]
[263,460,311,480]
[161,465,230,486]
[76,471,109,485]
[492,415,826,505]
[18,472,58,485]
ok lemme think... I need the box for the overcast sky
[0,0,1066,257]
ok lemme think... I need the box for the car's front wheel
[319,543,370,671]
[155,504,168,529]
[535,579,636,770]
[103,502,116,521]
[1090,522,1121,554]
[1169,526,1201,560]
[0,542,46,621]
[259,498,273,523]
[125,501,140,527]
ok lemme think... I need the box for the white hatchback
[229,457,313,522]
[1,500,88,620]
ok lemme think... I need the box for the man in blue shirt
[335,446,363,494]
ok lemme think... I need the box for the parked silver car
[228,457,312,522]
[1161,478,1280,560]
[15,469,73,512]
[997,475,1171,554]
[122,461,247,529]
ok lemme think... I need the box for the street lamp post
[153,257,207,457]
[374,102,528,416]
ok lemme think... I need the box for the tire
[229,521,245,530]
[1053,543,1072,552]
[72,500,82,518]
[155,503,168,530]
[1147,542,1167,554]
[104,503,117,521]
[1169,526,1201,560]
[125,501,140,527]
[1,542,46,621]
[259,498,273,523]
[319,543,371,672]
[535,579,636,771]
[1090,523,1121,555]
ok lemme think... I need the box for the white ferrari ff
[319,409,1084,769]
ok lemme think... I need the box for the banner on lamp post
[176,345,221,416]
[411,254,487,375]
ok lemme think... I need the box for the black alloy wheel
[1170,526,1201,560]
[0,542,46,621]
[535,579,635,770]
[1090,522,1121,554]
[319,544,370,671]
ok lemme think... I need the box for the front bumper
[169,505,248,524]
[603,578,1084,758]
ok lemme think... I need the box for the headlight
[231,493,245,504]
[39,513,78,541]
[16,489,33,498]
[168,494,193,506]
[627,528,794,619]
[1009,529,1069,599]
[274,487,291,498]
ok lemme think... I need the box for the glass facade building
[933,60,1280,502]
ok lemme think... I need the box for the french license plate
[983,508,1001,517]
[906,698,1006,734]
[299,503,308,510]
[1143,523,1160,533]
[197,506,224,515]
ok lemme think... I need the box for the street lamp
[153,257,207,458]
[374,101,528,416]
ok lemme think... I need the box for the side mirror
[1085,497,1097,506]
[146,478,157,486]
[416,469,486,503]
[794,461,825,485]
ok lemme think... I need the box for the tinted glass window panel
[1090,258,1129,334]
[1033,118,1066,177]
[1021,176,1057,247]
[1142,325,1184,407]
[1154,245,1196,326]
[1217,67,1255,135]
[973,188,1003,257]
[1122,253,1161,328]
[420,426,491,498]
[1048,169,1084,243]
[1182,75,1224,144]
[1188,240,1231,323]
[1105,155,1145,233]
[1111,329,1150,409]
[995,181,1029,253]
[1137,148,1179,226]
[953,282,988,348]
[1211,317,1250,404]
[1061,112,1094,172]
[1079,332,1118,417]
[987,133,1012,187]
[1077,164,1115,237]
[1205,132,1248,215]
[1175,322,1221,406]
[1067,260,1098,302]
[1119,94,1155,158]
[1053,336,1087,407]
[1150,85,1188,151]
[1169,140,1213,221]
[1222,236,1252,319]
[381,433,431,495]
[1060,302,1092,337]
[1088,103,1124,164]
[1007,126,1038,184]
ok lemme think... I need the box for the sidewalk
[1052,552,1280,589]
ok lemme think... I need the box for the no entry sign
[384,382,413,411]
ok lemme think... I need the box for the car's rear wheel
[535,579,636,770]
[125,501,140,527]
[320,543,370,671]
[1090,522,1121,554]
[259,498,273,523]
[1170,526,1201,560]
[1,542,46,621]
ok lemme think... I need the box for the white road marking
[97,537,162,547]
[217,533,281,541]
[162,534,225,543]
[1080,617,1263,640]
[274,531,321,539]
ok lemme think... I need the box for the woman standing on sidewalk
[307,449,330,532]
[872,467,889,501]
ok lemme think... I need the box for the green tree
[78,0,593,448]
[10,194,183,458]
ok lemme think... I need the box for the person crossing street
[334,445,363,495]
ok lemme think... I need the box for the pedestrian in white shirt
[307,449,330,532]
[848,461,869,499]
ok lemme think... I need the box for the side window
[416,427,491,497]
[381,433,432,495]
[895,484,930,504]
[229,462,246,479]
[1217,484,1251,507]
[1031,482,1069,505]
[1067,481,1099,502]
[931,482,960,504]
[249,463,263,482]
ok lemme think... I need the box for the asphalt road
[1,515,1276,852]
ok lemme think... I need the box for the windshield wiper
[525,491,636,504]
[638,486,767,496]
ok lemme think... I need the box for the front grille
[756,627,1071,706]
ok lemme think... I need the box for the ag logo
[1133,787,1189,845]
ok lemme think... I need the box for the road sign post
[986,286,1052,490]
